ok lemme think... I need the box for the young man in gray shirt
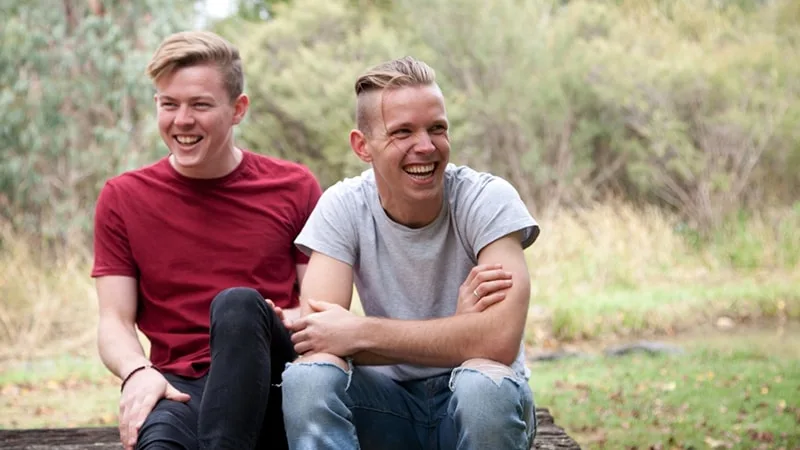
[280,56,540,450]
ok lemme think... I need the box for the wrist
[120,364,158,392]
[354,316,377,354]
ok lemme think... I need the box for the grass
[0,356,118,429]
[530,328,800,449]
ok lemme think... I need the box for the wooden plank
[0,408,580,449]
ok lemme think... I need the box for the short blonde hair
[146,31,244,101]
[354,56,437,133]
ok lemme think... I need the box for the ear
[232,94,250,125]
[350,129,372,163]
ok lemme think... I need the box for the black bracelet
[120,364,155,392]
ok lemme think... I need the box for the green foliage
[225,0,799,230]
[0,1,189,243]
[222,0,421,187]
[1,0,798,243]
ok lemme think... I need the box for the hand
[288,299,362,356]
[457,264,513,314]
[266,299,300,328]
[118,367,190,450]
[265,298,286,324]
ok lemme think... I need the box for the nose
[174,105,195,127]
[412,131,436,153]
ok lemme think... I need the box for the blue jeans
[281,358,535,450]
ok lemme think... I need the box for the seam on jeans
[448,367,523,390]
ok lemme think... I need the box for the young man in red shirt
[92,30,321,450]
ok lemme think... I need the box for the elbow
[474,333,522,367]
[494,345,521,367]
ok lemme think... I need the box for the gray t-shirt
[295,164,540,381]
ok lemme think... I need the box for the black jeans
[136,287,297,450]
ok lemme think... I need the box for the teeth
[405,163,435,174]
[176,136,201,145]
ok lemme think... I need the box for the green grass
[530,333,800,449]
[536,277,800,342]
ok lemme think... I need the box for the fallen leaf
[704,436,727,449]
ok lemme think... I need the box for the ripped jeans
[281,358,536,450]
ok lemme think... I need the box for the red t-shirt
[91,150,322,378]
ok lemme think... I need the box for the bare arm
[97,275,190,450]
[291,232,530,367]
[96,276,150,379]
[298,252,353,315]
[283,264,308,322]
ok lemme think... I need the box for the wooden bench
[0,408,580,449]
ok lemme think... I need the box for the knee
[137,405,197,449]
[458,358,516,382]
[210,287,272,329]
[282,353,350,408]
[449,359,527,416]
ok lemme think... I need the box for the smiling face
[155,63,248,179]
[350,84,450,227]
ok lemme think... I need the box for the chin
[171,152,204,168]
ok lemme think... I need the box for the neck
[379,192,443,229]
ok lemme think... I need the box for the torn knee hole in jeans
[449,361,520,388]
[283,358,354,389]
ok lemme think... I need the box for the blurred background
[1,0,798,448]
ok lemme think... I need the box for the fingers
[165,384,191,403]
[473,291,507,312]
[288,316,308,332]
[119,393,157,450]
[463,263,504,287]
[293,340,312,355]
[308,299,339,312]
[472,277,513,299]
[266,299,286,319]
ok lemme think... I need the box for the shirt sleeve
[461,176,540,258]
[294,182,359,266]
[293,169,324,265]
[91,181,137,278]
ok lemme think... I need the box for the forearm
[350,350,401,366]
[354,312,525,367]
[97,317,150,380]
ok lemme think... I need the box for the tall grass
[527,201,800,343]
[0,224,97,361]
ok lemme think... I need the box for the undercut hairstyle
[354,56,437,135]
[146,31,244,102]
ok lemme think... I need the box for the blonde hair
[146,31,244,101]
[354,56,437,134]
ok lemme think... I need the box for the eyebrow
[387,119,448,131]
[157,95,216,102]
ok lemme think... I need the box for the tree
[0,0,190,246]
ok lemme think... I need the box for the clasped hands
[268,263,514,357]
